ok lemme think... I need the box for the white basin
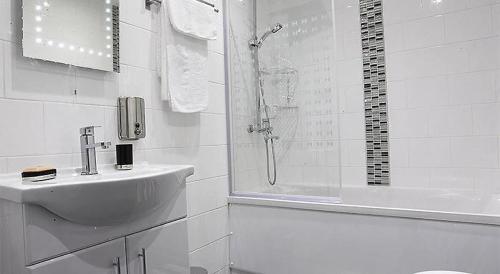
[0,163,194,226]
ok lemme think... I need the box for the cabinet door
[27,238,126,274]
[126,219,189,274]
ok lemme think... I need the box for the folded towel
[158,1,209,113]
[167,0,217,40]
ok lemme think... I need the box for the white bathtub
[232,186,500,225]
[229,187,500,274]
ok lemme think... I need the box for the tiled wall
[384,0,500,193]
[0,0,229,272]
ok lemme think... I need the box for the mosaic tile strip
[113,5,120,73]
[359,0,390,185]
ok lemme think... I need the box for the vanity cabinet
[26,238,127,274]
[25,219,189,274]
[126,220,190,274]
[0,164,193,274]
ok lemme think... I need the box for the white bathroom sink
[0,163,194,226]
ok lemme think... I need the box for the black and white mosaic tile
[359,0,390,185]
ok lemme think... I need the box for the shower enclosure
[227,0,345,200]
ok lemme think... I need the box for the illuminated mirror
[22,0,119,72]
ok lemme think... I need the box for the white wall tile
[467,37,500,71]
[120,23,155,70]
[391,167,430,188]
[387,81,407,109]
[387,44,469,81]
[408,138,451,168]
[336,58,363,86]
[389,138,409,168]
[204,82,226,114]
[341,167,367,187]
[474,168,500,193]
[389,109,429,138]
[406,76,449,108]
[339,113,365,140]
[0,42,4,98]
[200,114,227,146]
[428,106,473,137]
[448,71,495,105]
[146,145,229,182]
[147,110,199,149]
[208,52,225,84]
[187,176,229,217]
[490,4,500,35]
[451,136,498,168]
[0,0,21,43]
[43,102,105,154]
[338,84,364,113]
[340,139,366,167]
[444,6,493,43]
[208,10,225,55]
[383,23,404,53]
[118,65,154,108]
[3,42,75,103]
[6,154,73,173]
[0,158,6,173]
[0,100,44,156]
[75,68,119,106]
[187,206,229,251]
[403,15,445,50]
[472,103,500,135]
[119,0,153,30]
[429,168,474,189]
[189,237,229,274]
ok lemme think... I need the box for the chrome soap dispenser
[117,97,146,140]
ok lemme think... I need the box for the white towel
[167,0,217,40]
[158,1,209,113]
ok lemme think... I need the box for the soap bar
[21,166,57,182]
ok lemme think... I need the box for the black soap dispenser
[116,144,133,170]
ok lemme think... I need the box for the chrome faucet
[80,126,111,175]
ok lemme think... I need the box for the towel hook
[145,0,219,13]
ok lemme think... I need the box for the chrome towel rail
[145,0,219,13]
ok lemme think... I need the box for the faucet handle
[80,126,102,136]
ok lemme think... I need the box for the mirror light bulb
[47,40,53,46]
[105,8,111,13]
[106,54,112,58]
[98,52,103,56]
[89,49,94,54]
[35,5,42,11]
[69,45,75,51]
[35,38,42,44]
[58,43,65,48]
[35,16,42,22]
[106,44,111,49]
[43,1,50,7]
[106,26,111,31]
[79,47,85,52]
[35,26,42,32]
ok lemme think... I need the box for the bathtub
[228,187,500,274]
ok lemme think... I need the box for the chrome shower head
[250,22,283,48]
